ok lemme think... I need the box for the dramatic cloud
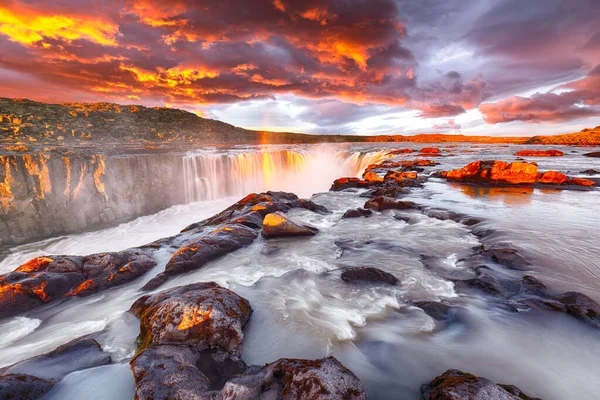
[0,0,599,133]
[480,65,600,123]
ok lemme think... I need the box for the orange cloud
[0,6,119,46]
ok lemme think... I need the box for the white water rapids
[1,143,599,399]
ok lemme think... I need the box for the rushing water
[1,143,599,399]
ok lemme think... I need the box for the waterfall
[183,148,391,202]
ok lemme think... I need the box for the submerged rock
[262,211,318,238]
[583,152,600,157]
[514,149,564,157]
[421,369,541,400]
[0,249,156,319]
[341,267,399,285]
[580,169,599,175]
[0,336,111,381]
[342,208,373,218]
[566,177,596,187]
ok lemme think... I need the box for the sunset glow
[0,0,599,134]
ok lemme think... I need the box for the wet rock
[384,170,417,183]
[220,357,367,400]
[262,212,318,238]
[566,177,596,187]
[330,177,371,191]
[0,249,156,319]
[387,148,415,155]
[515,149,564,157]
[583,152,600,157]
[130,282,252,355]
[360,186,410,199]
[580,169,599,175]
[362,171,384,183]
[364,196,418,211]
[342,208,373,219]
[455,268,510,297]
[0,374,54,400]
[341,267,399,285]
[1,336,111,381]
[421,369,541,400]
[523,291,600,330]
[419,147,442,155]
[537,171,567,184]
[144,192,326,290]
[443,160,539,185]
[413,301,455,321]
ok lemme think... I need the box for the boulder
[514,149,564,157]
[330,177,371,191]
[444,160,539,184]
[523,291,600,330]
[413,301,455,321]
[130,282,252,355]
[419,147,442,154]
[362,171,384,183]
[384,170,417,183]
[220,357,367,400]
[0,249,156,319]
[342,208,373,219]
[421,369,541,400]
[583,152,600,157]
[387,148,415,155]
[341,267,399,285]
[364,196,417,211]
[537,171,567,184]
[262,212,318,238]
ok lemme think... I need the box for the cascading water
[183,147,390,201]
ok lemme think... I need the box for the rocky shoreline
[1,149,599,399]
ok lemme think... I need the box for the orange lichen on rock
[66,279,95,296]
[515,149,564,157]
[567,178,596,187]
[444,160,539,184]
[15,257,54,273]
[32,281,50,302]
[384,170,417,182]
[91,155,106,196]
[537,171,568,185]
[419,147,442,154]
[0,156,15,208]
[5,145,29,152]
[363,171,383,183]
[177,305,212,331]
[23,154,52,198]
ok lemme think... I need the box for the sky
[0,0,599,136]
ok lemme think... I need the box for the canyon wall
[0,152,186,246]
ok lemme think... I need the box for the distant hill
[1,98,599,147]
[526,126,600,145]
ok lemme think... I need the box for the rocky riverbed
[0,143,599,399]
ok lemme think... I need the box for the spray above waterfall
[183,146,390,202]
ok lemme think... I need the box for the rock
[364,196,417,211]
[1,336,111,381]
[262,212,318,238]
[566,178,596,187]
[384,170,417,183]
[413,301,455,321]
[341,267,399,285]
[362,171,383,183]
[220,357,367,400]
[583,152,600,157]
[580,169,599,175]
[479,247,531,270]
[342,208,373,219]
[444,160,539,184]
[421,369,541,400]
[330,177,371,191]
[0,249,156,319]
[361,185,410,199]
[387,148,415,155]
[514,149,564,157]
[524,291,600,330]
[537,170,567,184]
[0,374,54,400]
[144,192,326,290]
[130,282,252,355]
[419,147,442,154]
